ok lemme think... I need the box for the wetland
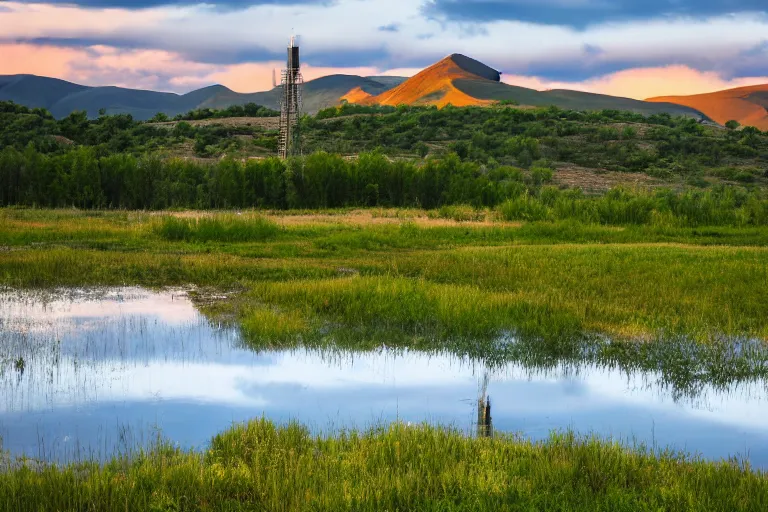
[1,208,767,510]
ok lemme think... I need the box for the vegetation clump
[153,214,280,242]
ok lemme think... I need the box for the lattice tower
[278,37,303,158]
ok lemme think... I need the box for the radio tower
[278,36,303,158]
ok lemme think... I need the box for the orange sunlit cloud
[501,66,768,100]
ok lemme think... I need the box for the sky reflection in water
[0,288,766,466]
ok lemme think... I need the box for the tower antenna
[278,34,303,158]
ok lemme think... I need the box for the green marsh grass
[153,214,280,243]
[1,209,767,340]
[1,419,766,511]
[247,276,582,341]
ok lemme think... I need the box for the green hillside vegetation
[2,100,768,211]
[307,104,768,184]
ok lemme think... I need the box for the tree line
[1,144,766,227]
[0,146,537,209]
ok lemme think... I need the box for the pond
[1,287,767,467]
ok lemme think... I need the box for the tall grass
[1,419,766,511]
[247,276,581,341]
[498,187,768,227]
[153,214,280,242]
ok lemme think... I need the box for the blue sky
[2,0,768,97]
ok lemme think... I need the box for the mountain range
[0,73,406,120]
[1,54,746,122]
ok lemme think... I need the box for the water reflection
[1,288,767,467]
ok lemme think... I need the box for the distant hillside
[0,74,407,121]
[352,54,707,118]
[647,85,768,130]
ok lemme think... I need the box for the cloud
[0,42,222,91]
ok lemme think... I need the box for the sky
[2,0,768,98]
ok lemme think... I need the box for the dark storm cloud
[378,23,400,32]
[424,0,768,28]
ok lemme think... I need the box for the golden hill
[360,54,498,107]
[647,84,768,130]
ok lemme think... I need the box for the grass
[1,418,766,511]
[1,208,766,341]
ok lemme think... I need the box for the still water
[1,288,767,466]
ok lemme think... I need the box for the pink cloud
[0,43,80,78]
[0,43,216,91]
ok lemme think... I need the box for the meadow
[1,207,766,341]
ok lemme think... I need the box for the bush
[530,166,554,186]
[734,170,756,183]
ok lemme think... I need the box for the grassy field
[1,208,766,340]
[2,419,766,512]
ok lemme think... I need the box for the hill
[647,85,768,130]
[356,54,707,118]
[0,74,407,121]
[360,54,498,107]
